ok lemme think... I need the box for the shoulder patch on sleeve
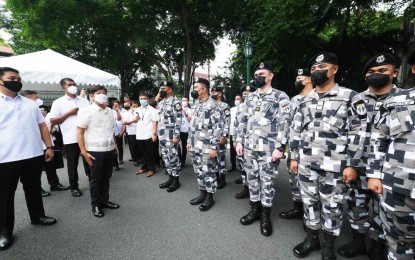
[224,108,230,116]
[353,99,367,117]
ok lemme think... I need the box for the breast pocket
[322,101,348,132]
[389,106,415,136]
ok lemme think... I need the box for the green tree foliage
[224,0,414,96]
[4,0,236,98]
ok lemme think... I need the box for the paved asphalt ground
[3,146,369,260]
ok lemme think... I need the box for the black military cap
[408,52,415,65]
[297,68,311,77]
[211,86,224,93]
[363,53,398,74]
[160,80,174,88]
[308,52,339,69]
[240,85,255,93]
[196,78,210,88]
[254,61,273,72]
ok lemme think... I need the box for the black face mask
[124,105,130,109]
[2,80,23,92]
[159,90,167,99]
[311,70,329,86]
[365,74,390,89]
[255,76,267,88]
[190,90,199,99]
[149,100,158,107]
[294,80,305,92]
[211,94,218,100]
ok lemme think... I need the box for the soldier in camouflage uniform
[210,86,231,189]
[188,78,222,211]
[157,81,183,192]
[338,54,401,259]
[368,53,415,260]
[289,52,367,260]
[235,61,291,237]
[234,85,255,199]
[279,68,313,220]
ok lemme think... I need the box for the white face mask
[67,86,78,95]
[35,98,44,106]
[95,93,108,104]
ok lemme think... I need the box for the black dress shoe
[41,188,51,197]
[71,189,83,197]
[227,167,236,172]
[114,165,120,171]
[0,234,13,251]
[50,183,69,191]
[119,161,124,165]
[92,207,104,218]
[31,216,57,225]
[101,201,120,209]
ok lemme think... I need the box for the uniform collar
[309,83,340,99]
[255,87,274,96]
[362,85,398,99]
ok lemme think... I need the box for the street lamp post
[244,41,253,86]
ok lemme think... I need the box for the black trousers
[127,135,139,162]
[115,135,124,164]
[64,143,88,189]
[42,149,60,187]
[87,150,115,207]
[229,135,236,169]
[0,156,45,235]
[137,138,157,171]
[180,132,189,163]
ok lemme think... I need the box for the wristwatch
[46,147,54,150]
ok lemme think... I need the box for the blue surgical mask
[235,100,240,106]
[140,100,148,107]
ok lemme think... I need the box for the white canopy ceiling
[0,49,120,88]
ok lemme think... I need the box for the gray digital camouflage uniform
[345,86,401,241]
[236,87,291,207]
[217,101,231,176]
[287,94,303,203]
[235,102,247,185]
[368,88,415,260]
[158,96,183,177]
[189,97,222,193]
[290,84,367,236]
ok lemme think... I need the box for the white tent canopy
[0,49,120,87]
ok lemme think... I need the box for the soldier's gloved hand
[219,136,226,145]
[236,143,244,156]
[173,137,180,145]
[209,149,217,158]
[290,160,298,174]
[342,167,357,184]
[272,149,284,161]
[186,144,191,151]
[368,178,383,195]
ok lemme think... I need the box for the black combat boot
[321,232,337,260]
[199,192,214,211]
[293,227,320,258]
[190,190,207,205]
[234,185,249,199]
[219,175,226,189]
[337,229,366,258]
[367,239,387,260]
[234,176,243,184]
[260,206,273,236]
[279,201,303,219]
[216,173,225,189]
[159,175,174,189]
[240,201,261,225]
[167,176,181,192]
